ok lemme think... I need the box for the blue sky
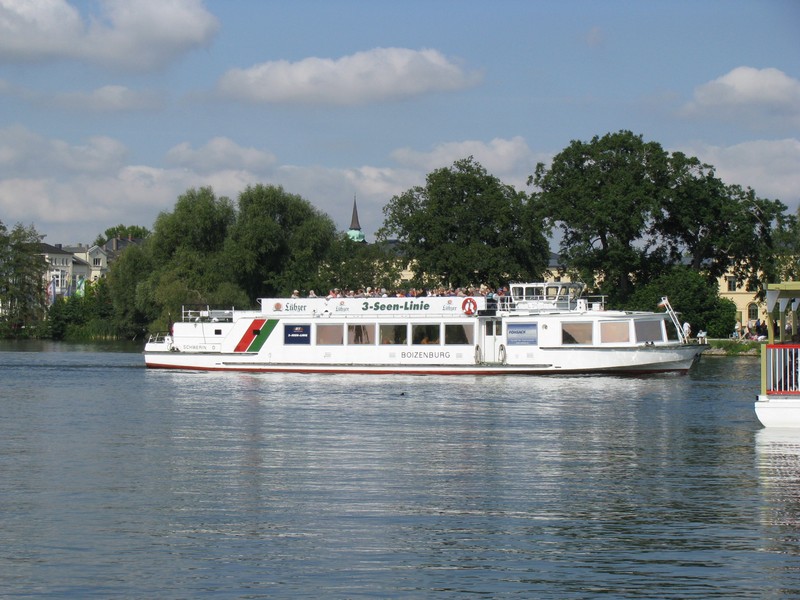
[1,0,798,245]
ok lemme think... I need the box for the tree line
[1,130,797,341]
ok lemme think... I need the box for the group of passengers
[290,284,508,300]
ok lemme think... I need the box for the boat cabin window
[634,320,664,343]
[600,321,630,343]
[380,324,407,345]
[485,321,501,336]
[348,324,375,345]
[562,322,593,345]
[317,324,344,345]
[412,324,440,345]
[214,329,222,336]
[444,324,474,345]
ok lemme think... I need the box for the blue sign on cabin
[507,323,538,345]
[284,324,311,344]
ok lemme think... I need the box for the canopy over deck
[765,281,800,344]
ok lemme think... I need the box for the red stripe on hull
[233,318,267,352]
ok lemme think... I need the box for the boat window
[562,322,593,345]
[634,320,664,343]
[412,324,440,345]
[444,324,474,345]
[546,286,561,300]
[485,321,501,336]
[507,323,538,345]
[214,329,222,336]
[317,324,343,345]
[600,321,630,343]
[380,324,407,345]
[525,286,543,300]
[347,324,375,345]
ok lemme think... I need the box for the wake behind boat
[144,282,706,375]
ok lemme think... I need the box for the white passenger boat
[144,282,706,375]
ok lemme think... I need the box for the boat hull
[755,394,800,427]
[144,344,704,375]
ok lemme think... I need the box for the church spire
[349,195,362,230]
[347,195,366,243]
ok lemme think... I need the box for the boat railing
[496,293,606,313]
[761,344,800,395]
[181,304,235,322]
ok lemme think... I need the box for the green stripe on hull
[248,319,278,352]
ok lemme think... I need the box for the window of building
[727,277,736,292]
[748,303,759,322]
[93,258,102,267]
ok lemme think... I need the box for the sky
[0,0,798,246]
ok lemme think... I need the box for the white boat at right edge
[755,281,800,427]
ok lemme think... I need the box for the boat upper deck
[174,282,619,323]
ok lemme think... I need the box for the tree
[0,223,47,335]
[93,224,150,247]
[225,184,337,300]
[530,131,670,304]
[654,152,789,295]
[151,187,235,262]
[379,157,549,288]
[315,235,403,294]
[625,266,737,339]
[107,242,159,337]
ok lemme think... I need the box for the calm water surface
[1,341,799,598]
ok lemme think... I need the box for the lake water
[1,341,799,598]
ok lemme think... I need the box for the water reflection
[4,351,800,597]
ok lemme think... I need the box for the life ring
[474,344,481,364]
[498,343,506,364]
[462,297,478,316]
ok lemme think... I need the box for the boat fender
[499,344,506,364]
[474,345,481,364]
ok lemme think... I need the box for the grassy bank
[705,339,761,356]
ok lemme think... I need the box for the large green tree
[378,157,549,288]
[655,152,789,295]
[531,130,790,304]
[530,131,670,303]
[225,184,337,300]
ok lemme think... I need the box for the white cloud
[677,138,800,212]
[0,126,128,176]
[165,137,277,174]
[682,67,800,130]
[216,47,483,106]
[54,85,163,111]
[0,0,218,70]
[0,131,557,243]
[391,136,547,190]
